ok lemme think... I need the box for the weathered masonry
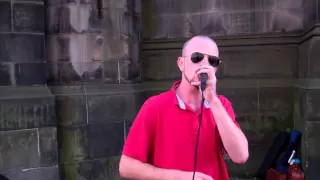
[0,0,319,179]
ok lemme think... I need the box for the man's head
[177,35,220,87]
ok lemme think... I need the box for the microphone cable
[192,90,205,180]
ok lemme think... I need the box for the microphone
[200,73,208,92]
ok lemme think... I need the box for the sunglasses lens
[191,52,204,63]
[209,56,220,67]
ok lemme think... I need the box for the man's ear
[177,57,184,71]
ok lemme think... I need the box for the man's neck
[176,80,202,110]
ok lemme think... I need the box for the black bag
[256,131,290,180]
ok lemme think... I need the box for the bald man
[119,35,249,180]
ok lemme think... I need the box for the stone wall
[141,0,309,39]
[0,0,59,179]
[46,0,142,179]
[0,0,320,179]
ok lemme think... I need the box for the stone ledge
[142,24,320,51]
[0,78,319,99]
[0,86,53,99]
[48,78,296,96]
[142,33,301,50]
[294,78,320,89]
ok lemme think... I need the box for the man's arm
[119,155,174,180]
[209,96,249,164]
[119,155,213,180]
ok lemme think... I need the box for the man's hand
[168,170,213,180]
[191,65,218,104]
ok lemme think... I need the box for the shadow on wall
[48,34,104,82]
[47,1,141,84]
[144,0,305,38]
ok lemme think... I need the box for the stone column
[0,0,58,179]
[46,0,142,179]
[293,0,320,179]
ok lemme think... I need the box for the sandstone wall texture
[0,0,319,179]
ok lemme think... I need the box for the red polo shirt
[122,81,240,180]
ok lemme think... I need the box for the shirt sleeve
[122,97,157,163]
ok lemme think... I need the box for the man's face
[178,40,220,86]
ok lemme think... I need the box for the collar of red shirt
[171,80,210,110]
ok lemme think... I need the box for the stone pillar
[293,0,320,179]
[0,0,58,179]
[46,0,142,179]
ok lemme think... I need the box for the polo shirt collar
[171,81,210,110]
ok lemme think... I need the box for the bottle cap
[294,158,301,164]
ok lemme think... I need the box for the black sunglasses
[189,52,221,67]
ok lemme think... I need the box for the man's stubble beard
[183,72,198,90]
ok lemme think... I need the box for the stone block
[51,62,103,83]
[0,97,56,131]
[102,0,131,9]
[60,158,109,180]
[59,125,89,164]
[15,62,47,85]
[152,0,222,14]
[222,0,252,12]
[38,127,58,167]
[142,52,181,80]
[275,0,303,9]
[253,0,275,10]
[108,156,122,180]
[88,93,140,123]
[198,12,229,36]
[304,89,320,121]
[318,0,320,22]
[226,143,272,178]
[124,120,133,138]
[60,156,122,180]
[0,34,45,63]
[55,95,88,126]
[252,11,272,33]
[119,60,141,83]
[133,0,141,13]
[102,36,131,61]
[59,122,124,164]
[298,38,311,78]
[13,3,44,32]
[302,0,316,27]
[0,129,40,171]
[87,123,124,160]
[219,46,296,78]
[102,7,137,37]
[303,37,320,77]
[4,166,59,180]
[47,34,104,83]
[0,63,12,86]
[103,61,119,83]
[47,5,102,34]
[236,114,285,144]
[219,88,258,114]
[0,1,11,32]
[269,8,304,33]
[258,87,293,113]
